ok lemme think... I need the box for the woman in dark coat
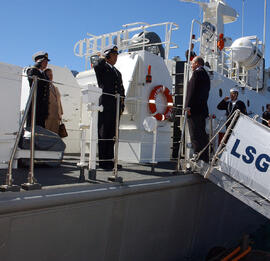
[26,52,50,128]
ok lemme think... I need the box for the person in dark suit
[27,51,50,128]
[185,56,210,163]
[94,45,125,170]
[217,87,247,128]
[262,104,270,128]
[185,43,196,61]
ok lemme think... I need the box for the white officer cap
[230,87,239,93]
[102,45,118,57]
[32,51,50,62]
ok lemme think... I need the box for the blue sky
[0,0,269,72]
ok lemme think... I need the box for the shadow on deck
[0,156,182,188]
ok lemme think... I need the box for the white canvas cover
[220,115,270,200]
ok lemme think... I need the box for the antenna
[241,0,245,37]
[263,0,267,58]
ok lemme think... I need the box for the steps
[172,61,185,158]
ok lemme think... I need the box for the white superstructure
[75,22,178,163]
[0,0,269,171]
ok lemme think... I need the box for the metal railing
[0,76,41,192]
[186,19,264,91]
[74,22,179,69]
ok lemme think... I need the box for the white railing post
[151,119,158,173]
[88,103,102,180]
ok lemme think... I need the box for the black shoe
[190,153,199,162]
[99,163,113,171]
[100,166,113,171]
[116,164,122,170]
[99,163,122,170]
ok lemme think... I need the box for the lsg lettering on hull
[231,138,270,173]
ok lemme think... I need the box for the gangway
[201,165,270,220]
[189,111,270,219]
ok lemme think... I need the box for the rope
[0,71,184,112]
[195,110,239,161]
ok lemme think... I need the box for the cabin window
[247,100,250,107]
[219,89,222,97]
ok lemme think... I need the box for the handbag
[59,122,68,138]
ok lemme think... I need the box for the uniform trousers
[98,110,117,168]
[187,114,209,162]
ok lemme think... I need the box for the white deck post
[88,103,102,180]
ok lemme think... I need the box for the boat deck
[2,156,270,222]
[0,156,181,190]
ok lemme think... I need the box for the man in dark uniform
[94,45,125,170]
[262,104,270,128]
[185,56,210,163]
[27,51,50,128]
[217,87,247,128]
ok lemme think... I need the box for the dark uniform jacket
[262,111,270,127]
[27,66,49,128]
[217,99,247,118]
[94,58,125,113]
[185,50,196,61]
[185,66,210,118]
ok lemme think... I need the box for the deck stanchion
[0,76,39,192]
[87,109,96,180]
[108,94,123,183]
[21,76,41,190]
[174,110,188,174]
[150,119,157,173]
[77,92,87,181]
[77,126,87,182]
[87,102,102,180]
[77,85,103,183]
[142,116,158,173]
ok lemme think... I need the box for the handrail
[74,21,179,68]
[122,22,150,28]
[221,246,241,261]
[204,110,241,179]
[231,246,251,261]
[0,76,38,191]
[175,110,188,173]
[26,76,38,185]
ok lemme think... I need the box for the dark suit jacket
[94,58,125,113]
[185,66,210,118]
[27,66,49,127]
[217,99,247,118]
[262,111,270,127]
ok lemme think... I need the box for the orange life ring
[148,85,173,121]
